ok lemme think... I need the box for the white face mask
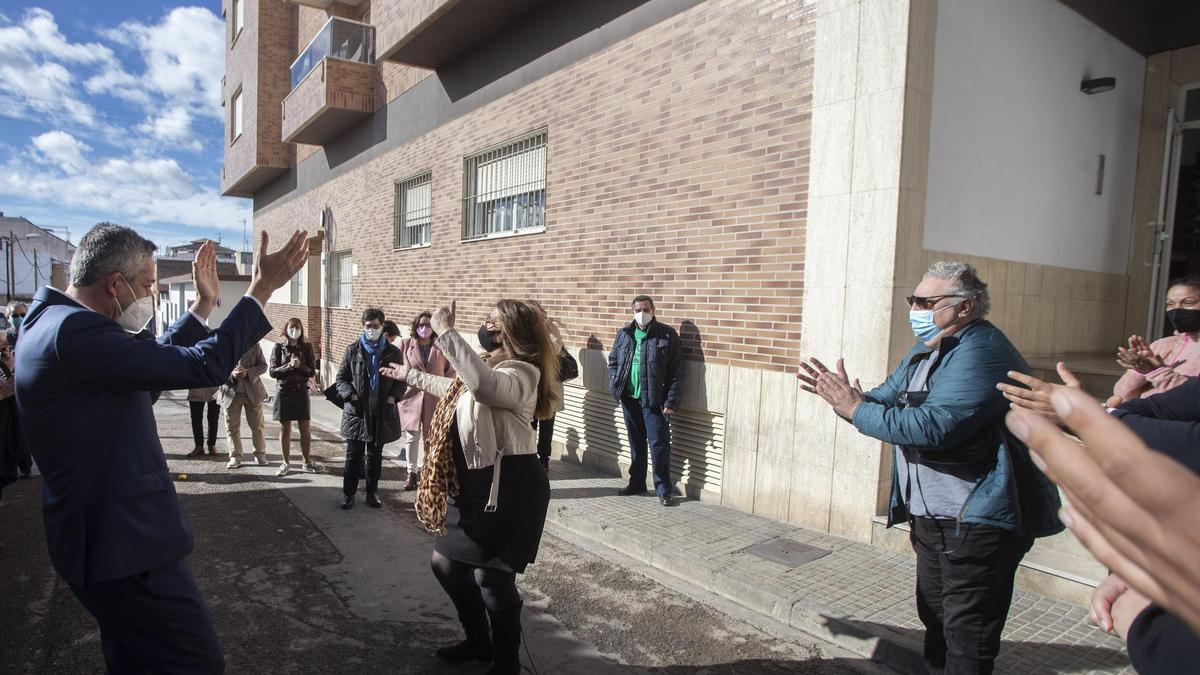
[364,327,382,342]
[116,276,154,333]
[287,327,301,340]
[634,310,652,328]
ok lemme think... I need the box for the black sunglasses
[905,294,963,310]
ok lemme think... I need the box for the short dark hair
[1169,275,1200,294]
[382,320,400,338]
[361,307,385,325]
[71,222,157,287]
[631,295,655,309]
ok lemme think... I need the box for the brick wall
[221,0,295,193]
[259,0,813,373]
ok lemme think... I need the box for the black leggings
[189,400,219,448]
[430,551,521,615]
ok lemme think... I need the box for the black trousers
[343,438,383,497]
[68,558,224,674]
[910,518,1033,674]
[189,401,219,448]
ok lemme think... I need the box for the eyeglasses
[905,294,963,310]
[484,317,499,330]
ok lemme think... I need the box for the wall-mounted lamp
[1081,77,1116,94]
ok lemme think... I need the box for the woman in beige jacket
[381,299,558,675]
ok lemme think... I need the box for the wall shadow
[822,616,1128,674]
[436,0,654,103]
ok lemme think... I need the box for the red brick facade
[252,0,813,373]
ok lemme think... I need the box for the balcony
[375,0,547,68]
[282,18,377,145]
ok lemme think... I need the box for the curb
[545,504,927,674]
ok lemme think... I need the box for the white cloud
[0,132,250,231]
[91,7,226,121]
[30,130,92,174]
[0,8,118,128]
[135,105,202,151]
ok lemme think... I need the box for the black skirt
[434,423,550,573]
[272,389,311,422]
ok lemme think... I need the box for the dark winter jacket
[270,341,316,394]
[335,339,405,444]
[1111,376,1200,473]
[606,319,685,410]
[853,320,1063,538]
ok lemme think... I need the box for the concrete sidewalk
[295,382,1130,674]
[540,461,1130,674]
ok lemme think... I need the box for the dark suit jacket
[14,287,271,586]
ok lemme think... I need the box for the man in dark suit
[15,224,309,674]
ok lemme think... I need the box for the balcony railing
[290,17,375,89]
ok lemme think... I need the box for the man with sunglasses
[798,261,1063,675]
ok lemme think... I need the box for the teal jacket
[851,320,1063,538]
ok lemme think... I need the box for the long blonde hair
[493,299,561,420]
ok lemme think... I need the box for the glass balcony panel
[291,18,375,89]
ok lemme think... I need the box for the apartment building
[221,0,1200,602]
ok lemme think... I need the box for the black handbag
[558,348,579,382]
[323,383,345,408]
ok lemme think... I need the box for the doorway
[1147,84,1200,339]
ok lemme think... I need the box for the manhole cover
[745,538,830,567]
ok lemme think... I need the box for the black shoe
[365,493,382,508]
[206,445,218,455]
[436,639,494,663]
[340,496,354,510]
[617,484,647,496]
[186,446,205,458]
[659,494,677,507]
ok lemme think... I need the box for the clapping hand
[797,357,864,421]
[190,241,220,319]
[430,301,456,335]
[380,362,409,382]
[232,365,246,379]
[248,231,310,306]
[1116,335,1165,374]
[996,362,1087,425]
[1007,387,1200,636]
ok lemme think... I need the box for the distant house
[163,238,240,264]
[0,212,75,301]
[159,270,252,335]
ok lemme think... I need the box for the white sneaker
[276,463,290,477]
[226,457,242,469]
[251,455,270,466]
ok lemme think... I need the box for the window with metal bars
[394,172,432,248]
[329,250,352,308]
[461,129,546,241]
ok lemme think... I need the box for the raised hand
[248,230,310,306]
[189,240,220,320]
[797,357,863,420]
[1006,388,1200,636]
[430,300,456,335]
[997,362,1088,424]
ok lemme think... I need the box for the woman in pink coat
[1112,276,1200,403]
[396,311,455,490]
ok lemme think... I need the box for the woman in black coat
[335,307,405,509]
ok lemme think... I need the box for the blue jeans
[620,397,672,496]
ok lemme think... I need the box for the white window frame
[394,171,432,249]
[461,129,547,241]
[329,250,352,308]
[231,89,243,144]
[232,0,244,42]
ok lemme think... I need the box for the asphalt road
[0,391,884,674]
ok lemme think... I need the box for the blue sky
[0,2,253,252]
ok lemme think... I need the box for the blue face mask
[11,315,23,329]
[909,303,959,343]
